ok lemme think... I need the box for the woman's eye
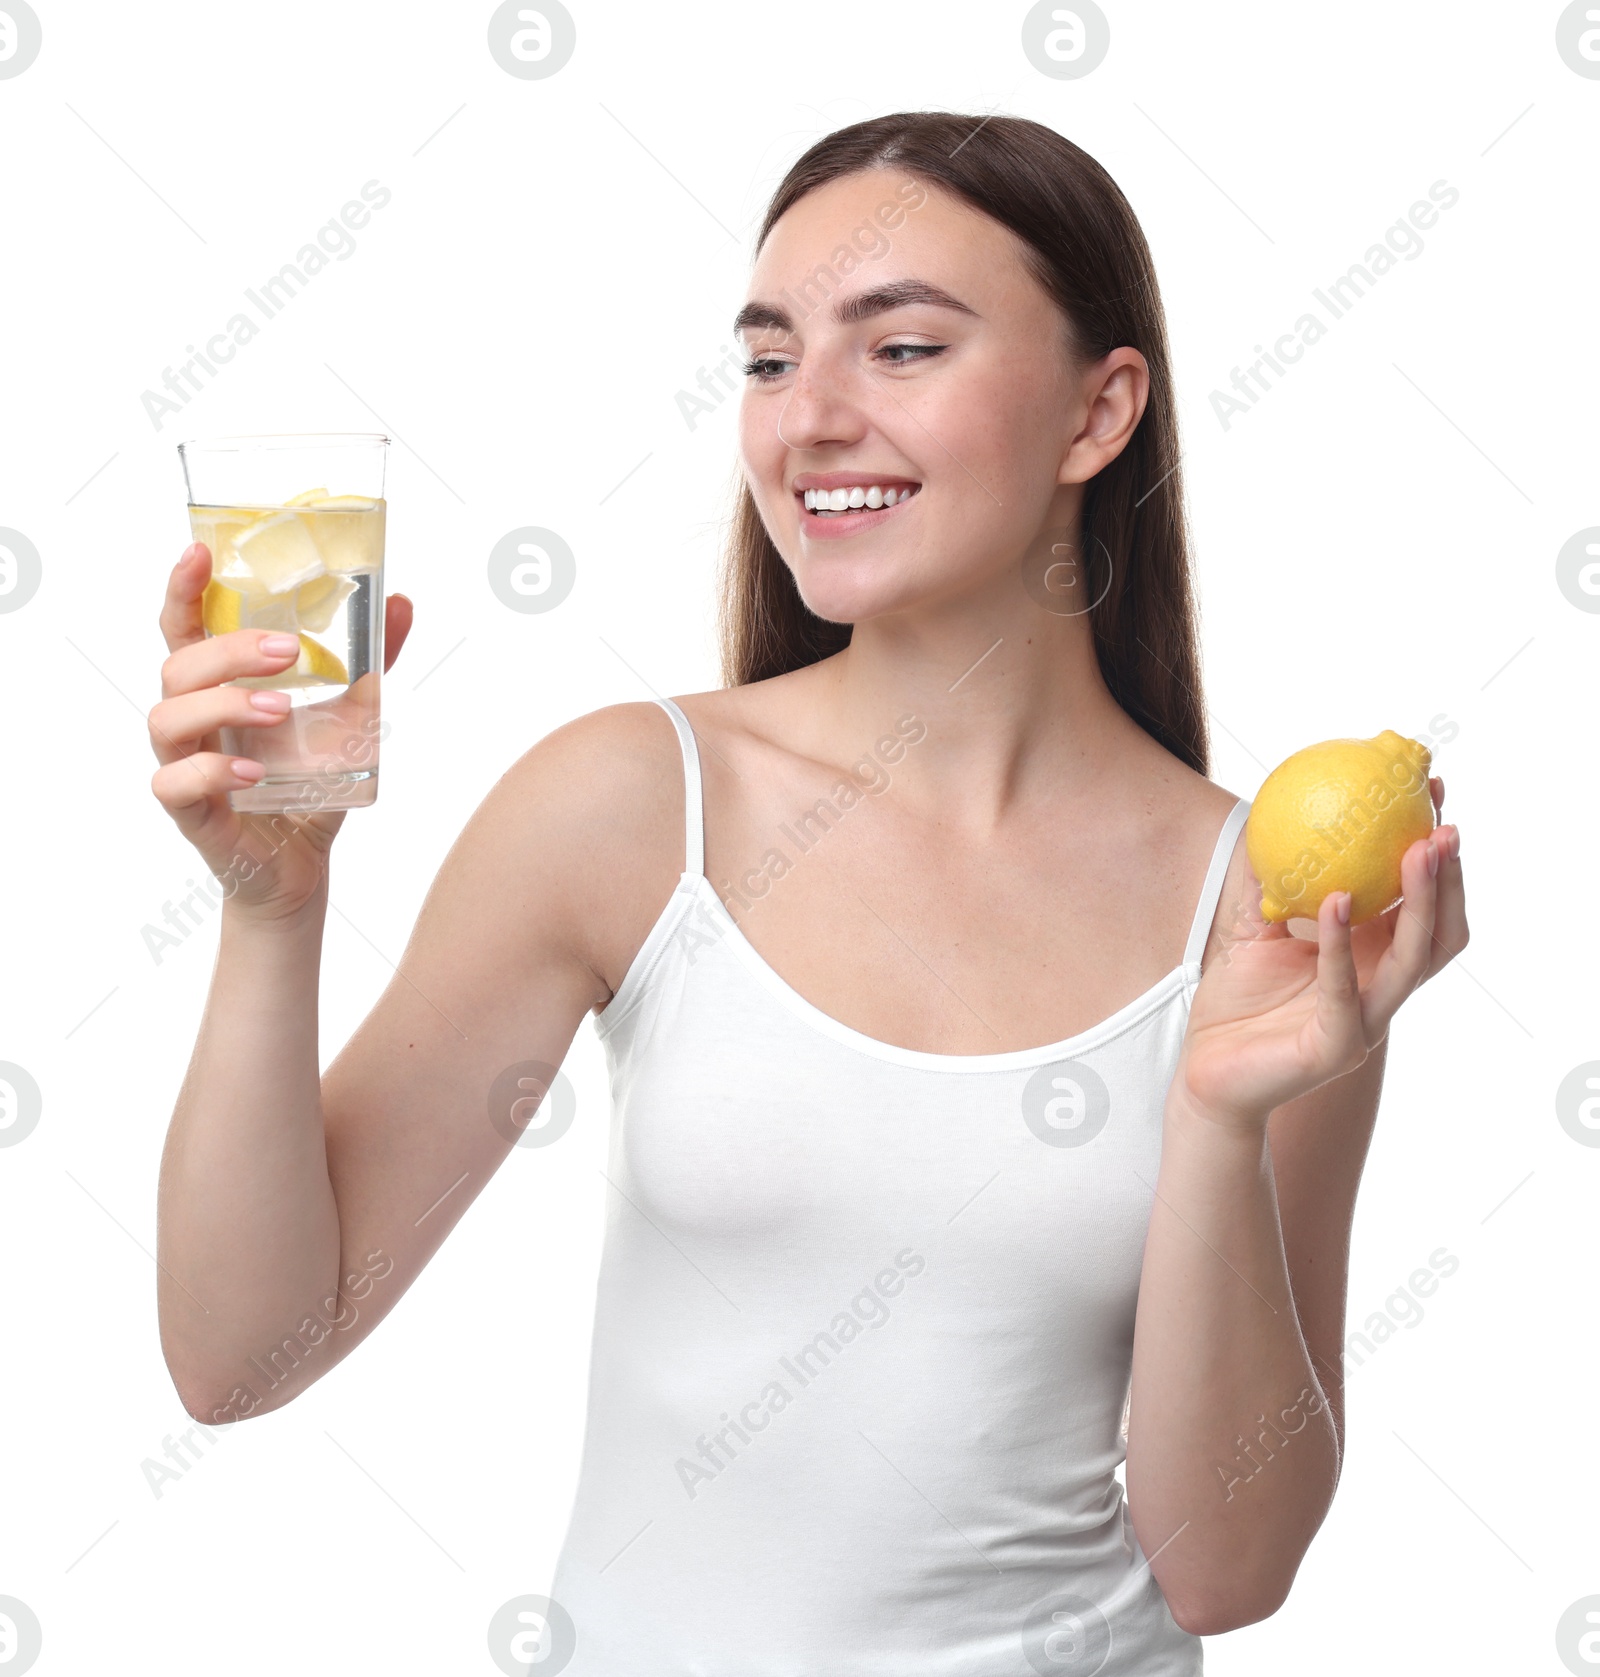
[742,357,793,382]
[874,343,947,366]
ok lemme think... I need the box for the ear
[1058,348,1150,485]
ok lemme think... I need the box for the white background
[0,1,1593,1672]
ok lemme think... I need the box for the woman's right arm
[151,543,682,1423]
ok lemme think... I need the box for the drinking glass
[178,433,387,813]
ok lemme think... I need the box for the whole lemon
[1246,731,1434,925]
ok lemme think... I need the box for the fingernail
[1427,839,1439,877]
[1448,827,1460,860]
[1335,892,1351,925]
[261,633,300,656]
[248,689,292,712]
[231,759,265,780]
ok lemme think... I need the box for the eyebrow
[732,279,978,338]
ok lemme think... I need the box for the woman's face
[736,168,1146,629]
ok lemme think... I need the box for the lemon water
[189,491,385,812]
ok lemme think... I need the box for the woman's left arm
[1126,787,1467,1635]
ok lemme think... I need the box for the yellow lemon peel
[1246,731,1434,925]
[232,632,349,690]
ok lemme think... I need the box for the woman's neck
[801,594,1154,831]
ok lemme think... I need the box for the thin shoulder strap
[652,697,704,878]
[1183,798,1251,969]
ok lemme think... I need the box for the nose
[773,347,870,453]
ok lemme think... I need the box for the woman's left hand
[1174,777,1468,1133]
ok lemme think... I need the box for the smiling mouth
[800,483,922,518]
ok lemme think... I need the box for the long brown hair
[716,111,1209,777]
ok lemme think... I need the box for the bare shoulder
[483,698,695,1004]
[659,668,815,760]
[501,696,686,811]
[1118,740,1252,968]
[1172,766,1255,969]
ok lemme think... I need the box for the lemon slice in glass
[202,572,354,636]
[201,578,245,636]
[234,632,349,689]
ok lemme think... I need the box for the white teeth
[800,483,919,515]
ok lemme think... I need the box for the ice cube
[222,510,325,594]
[191,514,256,571]
[311,500,384,575]
[294,572,356,632]
[224,571,354,635]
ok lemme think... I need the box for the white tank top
[547,696,1250,1674]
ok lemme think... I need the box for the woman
[150,112,1467,1672]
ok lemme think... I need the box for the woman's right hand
[149,542,414,923]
